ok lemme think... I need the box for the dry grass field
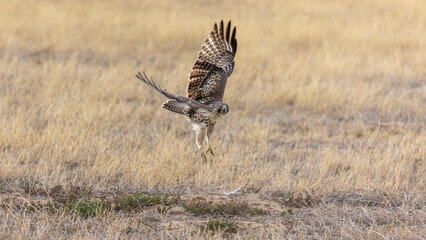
[0,0,425,239]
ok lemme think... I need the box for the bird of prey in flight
[136,20,237,160]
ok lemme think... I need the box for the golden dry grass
[0,0,425,239]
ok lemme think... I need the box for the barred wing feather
[187,20,237,105]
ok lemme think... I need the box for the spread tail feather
[161,100,190,115]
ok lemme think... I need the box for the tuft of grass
[248,207,268,215]
[65,198,110,218]
[281,208,294,216]
[65,193,178,217]
[20,192,179,218]
[271,191,318,208]
[124,226,134,234]
[114,193,178,211]
[203,219,238,233]
[184,199,267,216]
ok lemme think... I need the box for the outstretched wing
[136,71,209,110]
[187,20,237,105]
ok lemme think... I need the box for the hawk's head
[216,103,229,115]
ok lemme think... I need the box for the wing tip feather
[186,20,237,101]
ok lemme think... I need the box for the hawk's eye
[219,104,229,113]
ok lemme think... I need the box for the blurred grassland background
[0,0,425,238]
[0,0,425,192]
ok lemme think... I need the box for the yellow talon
[206,147,215,156]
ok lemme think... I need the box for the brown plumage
[188,20,237,104]
[136,20,237,160]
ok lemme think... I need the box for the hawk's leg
[205,124,215,156]
[201,152,207,162]
[196,126,207,160]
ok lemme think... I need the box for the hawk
[136,20,237,160]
